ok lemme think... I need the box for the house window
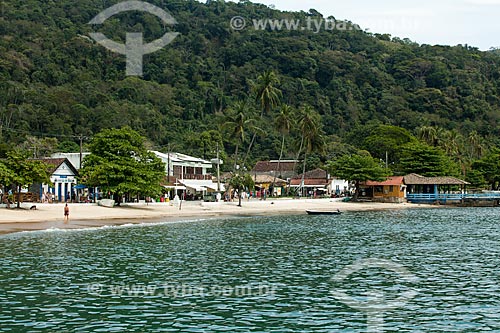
[375,186,383,193]
[389,185,394,192]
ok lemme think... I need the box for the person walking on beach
[64,203,70,223]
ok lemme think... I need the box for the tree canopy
[229,173,255,207]
[79,127,166,201]
[472,148,500,190]
[1,150,51,208]
[327,152,388,199]
[398,142,456,177]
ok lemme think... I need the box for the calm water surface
[1,208,499,332]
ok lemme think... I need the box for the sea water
[0,208,499,332]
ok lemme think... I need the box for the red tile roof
[365,176,405,186]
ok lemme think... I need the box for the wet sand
[0,199,434,235]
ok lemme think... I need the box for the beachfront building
[34,158,79,202]
[152,151,213,181]
[252,160,299,181]
[329,177,352,196]
[359,176,406,203]
[152,151,223,199]
[51,152,90,170]
[404,173,470,204]
[290,168,349,197]
[253,174,288,196]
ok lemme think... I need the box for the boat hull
[98,199,116,208]
[306,210,341,216]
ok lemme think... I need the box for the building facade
[360,176,406,203]
[152,151,222,199]
[37,158,79,202]
[252,160,299,181]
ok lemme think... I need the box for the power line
[1,127,89,140]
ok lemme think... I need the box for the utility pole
[385,151,389,169]
[79,135,84,170]
[217,142,221,192]
[167,144,171,183]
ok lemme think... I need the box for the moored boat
[306,210,342,216]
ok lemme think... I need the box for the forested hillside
[1,0,500,184]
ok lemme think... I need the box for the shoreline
[0,199,436,235]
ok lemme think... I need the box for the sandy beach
[0,199,433,235]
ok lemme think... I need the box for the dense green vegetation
[1,0,500,188]
[0,150,51,207]
[327,151,388,199]
[79,127,166,202]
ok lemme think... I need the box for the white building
[151,151,224,196]
[44,151,222,200]
[329,178,351,196]
[51,152,90,170]
[38,158,79,202]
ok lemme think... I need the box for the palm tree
[252,71,282,117]
[222,101,258,171]
[417,126,439,146]
[271,104,295,195]
[297,105,325,196]
[243,71,282,166]
[467,130,484,160]
[436,129,468,176]
[439,129,463,157]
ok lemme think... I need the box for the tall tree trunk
[238,190,242,207]
[233,144,239,172]
[354,181,360,201]
[16,184,21,209]
[293,136,305,197]
[272,135,285,197]
[243,132,257,168]
[301,149,308,197]
[293,136,304,179]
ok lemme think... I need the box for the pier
[407,193,500,206]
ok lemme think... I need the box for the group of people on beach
[41,191,54,204]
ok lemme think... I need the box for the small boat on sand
[306,210,342,216]
[98,199,116,208]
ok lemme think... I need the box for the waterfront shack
[359,176,406,203]
[404,173,470,204]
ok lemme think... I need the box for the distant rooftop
[35,158,78,175]
[404,173,470,186]
[151,151,212,165]
[365,176,405,187]
[51,152,90,170]
[292,168,328,180]
[252,160,297,173]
